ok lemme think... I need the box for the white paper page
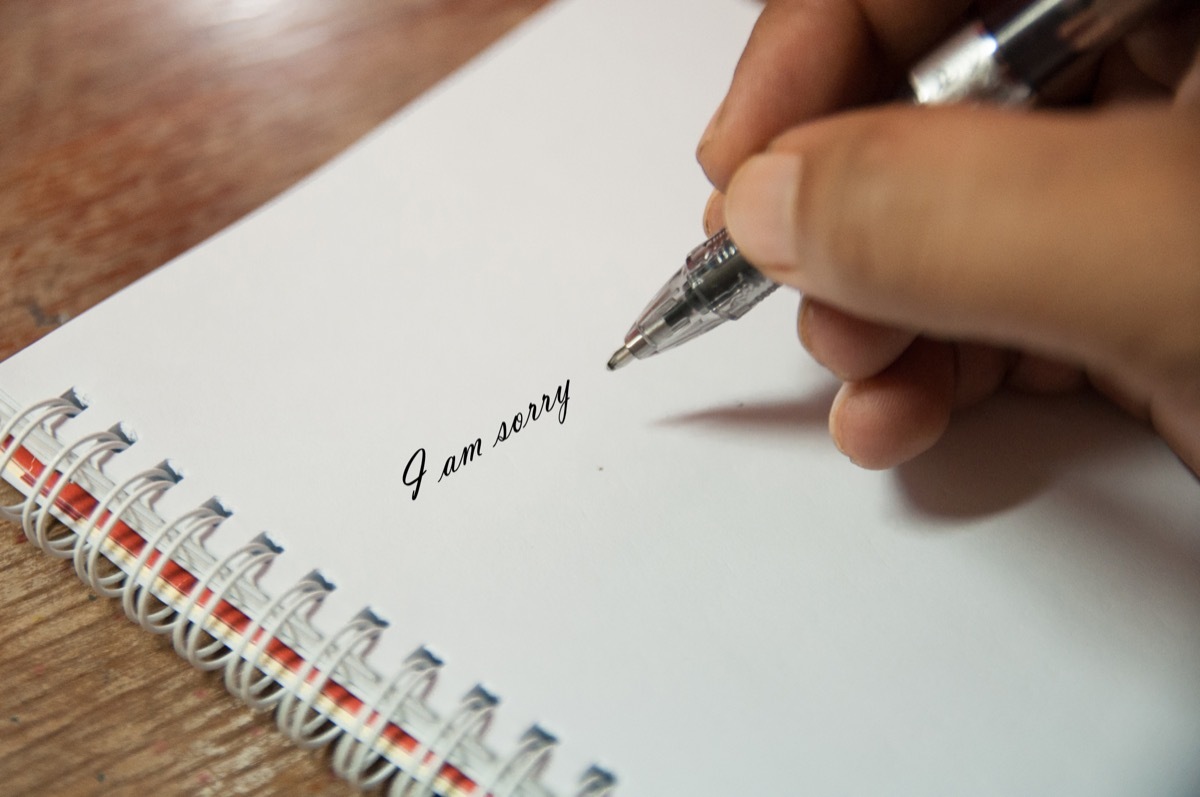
[3,0,1199,794]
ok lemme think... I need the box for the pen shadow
[652,384,838,436]
[656,384,1200,574]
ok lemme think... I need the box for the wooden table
[0,2,548,793]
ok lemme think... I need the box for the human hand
[700,0,1200,476]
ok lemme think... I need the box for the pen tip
[606,346,634,371]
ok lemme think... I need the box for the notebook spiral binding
[0,391,617,797]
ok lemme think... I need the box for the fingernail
[828,382,852,459]
[828,383,868,468]
[702,191,724,236]
[798,297,814,353]
[696,99,725,166]
[724,152,803,274]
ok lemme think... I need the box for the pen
[606,0,1169,371]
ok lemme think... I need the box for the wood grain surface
[0,1,548,794]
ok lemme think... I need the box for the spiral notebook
[3,0,1200,794]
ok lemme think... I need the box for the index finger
[697,0,972,191]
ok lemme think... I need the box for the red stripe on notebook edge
[1,441,470,787]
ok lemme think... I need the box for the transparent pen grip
[683,228,777,320]
[625,229,778,358]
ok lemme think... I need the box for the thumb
[723,105,1200,381]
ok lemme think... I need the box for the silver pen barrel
[986,0,1168,87]
[909,0,1170,103]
